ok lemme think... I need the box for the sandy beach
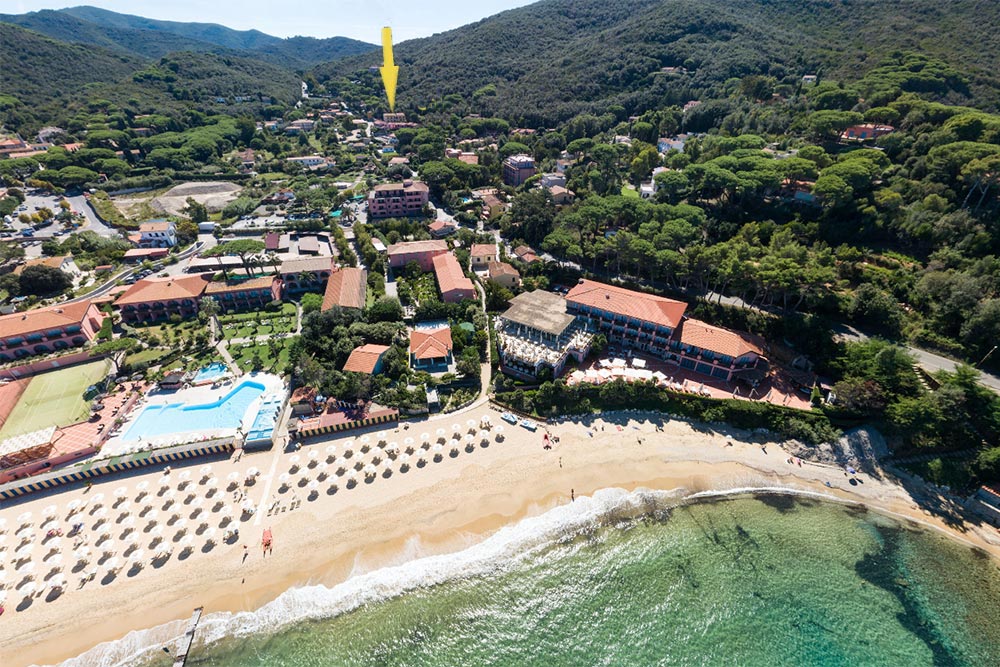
[2,405,998,667]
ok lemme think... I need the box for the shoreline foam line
[50,484,980,667]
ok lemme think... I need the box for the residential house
[203,276,282,312]
[13,255,81,279]
[113,275,209,323]
[841,123,894,142]
[0,300,106,362]
[279,256,334,294]
[469,243,498,269]
[285,119,316,134]
[321,267,368,311]
[487,260,521,289]
[123,248,170,262]
[367,180,430,218]
[286,155,328,169]
[432,253,476,303]
[387,239,448,271]
[548,185,575,205]
[138,220,177,248]
[513,245,541,264]
[540,173,566,188]
[409,326,453,370]
[343,343,390,374]
[502,154,536,186]
[428,219,458,238]
[262,189,295,206]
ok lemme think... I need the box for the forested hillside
[1,6,376,70]
[316,0,1000,124]
[0,24,143,129]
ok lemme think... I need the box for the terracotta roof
[114,275,208,306]
[204,276,277,295]
[322,267,367,311]
[674,318,764,358]
[291,386,317,404]
[514,245,540,263]
[432,253,474,296]
[566,280,687,330]
[343,343,390,374]
[0,300,98,339]
[386,239,448,256]
[410,327,453,360]
[488,260,520,279]
[470,243,498,258]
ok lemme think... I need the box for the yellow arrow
[379,27,399,112]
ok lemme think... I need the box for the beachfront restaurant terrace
[497,290,594,380]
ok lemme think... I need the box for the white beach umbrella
[227,471,240,482]
[360,435,370,445]
[117,501,132,515]
[130,549,145,564]
[101,544,116,557]
[204,527,217,544]
[452,423,461,434]
[404,436,414,446]
[75,546,90,559]
[121,515,136,528]
[179,535,194,548]
[308,449,319,460]
[465,433,475,443]
[376,431,387,444]
[421,432,430,444]
[20,561,36,575]
[386,442,399,453]
[42,504,58,517]
[16,525,33,539]
[106,556,120,570]
[433,442,444,453]
[325,444,337,456]
[16,542,35,558]
[467,418,477,428]
[307,480,320,491]
[247,467,260,477]
[436,428,445,438]
[114,486,128,498]
[40,517,59,531]
[0,516,7,531]
[91,493,105,507]
[178,471,191,481]
[150,525,164,537]
[399,453,411,465]
[47,553,63,567]
[19,581,36,595]
[343,440,354,450]
[316,461,328,473]
[136,481,149,493]
[279,473,290,484]
[199,465,213,476]
[495,425,504,434]
[17,511,33,524]
[67,499,84,513]
[46,537,62,551]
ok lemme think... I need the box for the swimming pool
[123,380,266,440]
[192,362,229,384]
[246,394,284,443]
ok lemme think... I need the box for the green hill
[0,5,378,69]
[314,0,1000,123]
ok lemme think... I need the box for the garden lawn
[0,360,111,439]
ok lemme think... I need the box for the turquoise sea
[98,491,1000,667]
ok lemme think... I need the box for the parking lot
[1,192,79,241]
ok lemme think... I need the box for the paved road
[68,195,119,239]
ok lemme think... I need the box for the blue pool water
[123,380,266,440]
[192,362,228,383]
[246,395,283,442]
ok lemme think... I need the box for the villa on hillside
[114,275,209,323]
[321,267,368,311]
[387,239,448,271]
[0,300,106,362]
[13,255,82,279]
[432,253,476,303]
[487,260,521,289]
[502,154,536,186]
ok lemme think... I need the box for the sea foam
[50,485,825,667]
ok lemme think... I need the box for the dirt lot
[113,181,242,218]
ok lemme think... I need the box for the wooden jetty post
[173,606,204,667]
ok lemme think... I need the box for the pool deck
[101,373,287,456]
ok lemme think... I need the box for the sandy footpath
[2,406,998,667]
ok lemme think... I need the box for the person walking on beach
[242,545,249,563]
[571,488,575,502]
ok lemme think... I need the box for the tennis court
[0,360,111,440]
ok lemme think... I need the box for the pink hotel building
[368,179,430,218]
